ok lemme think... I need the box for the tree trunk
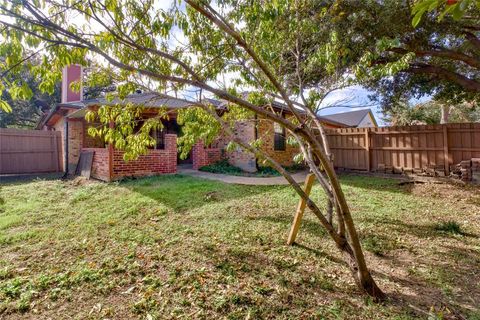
[326,198,333,224]
[440,104,450,124]
[339,240,386,300]
[304,130,386,300]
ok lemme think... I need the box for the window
[273,122,286,151]
[152,129,165,150]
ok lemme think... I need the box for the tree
[0,60,116,128]
[267,0,480,112]
[361,1,480,91]
[384,98,480,125]
[412,0,480,28]
[0,63,59,128]
[0,0,386,299]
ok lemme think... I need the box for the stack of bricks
[454,160,472,182]
[472,158,480,184]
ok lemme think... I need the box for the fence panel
[0,128,62,174]
[327,127,368,170]
[325,123,480,174]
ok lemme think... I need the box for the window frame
[273,121,286,151]
[152,128,166,150]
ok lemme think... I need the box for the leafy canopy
[0,0,345,159]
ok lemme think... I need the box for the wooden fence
[326,123,480,175]
[0,128,62,174]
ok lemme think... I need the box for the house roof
[267,101,347,127]
[39,91,354,129]
[65,92,224,109]
[39,92,226,126]
[320,109,377,127]
[36,103,83,129]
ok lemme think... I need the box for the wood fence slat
[0,128,62,174]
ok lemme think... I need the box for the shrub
[199,159,305,177]
[199,159,244,175]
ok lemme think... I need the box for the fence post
[365,128,370,171]
[442,125,450,175]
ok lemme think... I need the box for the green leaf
[0,99,12,113]
[412,11,424,27]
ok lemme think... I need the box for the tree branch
[200,103,344,246]
[407,63,480,92]
[390,47,480,69]
[185,0,304,123]
[465,31,480,53]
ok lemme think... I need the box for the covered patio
[65,98,222,181]
[66,107,179,181]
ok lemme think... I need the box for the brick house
[38,65,348,181]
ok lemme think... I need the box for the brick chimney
[61,64,83,103]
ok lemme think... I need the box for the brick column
[165,134,177,173]
[192,141,206,170]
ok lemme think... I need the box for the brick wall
[111,134,177,180]
[51,113,83,173]
[225,120,257,172]
[211,116,301,172]
[192,141,222,170]
[83,122,105,148]
[67,120,83,173]
[83,148,110,181]
[256,116,299,166]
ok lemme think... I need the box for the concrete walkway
[177,168,309,185]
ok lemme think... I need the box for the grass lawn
[0,174,479,319]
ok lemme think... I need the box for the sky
[317,85,385,125]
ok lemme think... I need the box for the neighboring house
[38,65,348,181]
[320,109,378,128]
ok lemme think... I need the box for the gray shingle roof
[320,109,375,127]
[60,92,224,109]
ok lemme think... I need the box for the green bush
[199,159,305,177]
[199,159,244,175]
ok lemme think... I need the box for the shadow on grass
[121,174,284,212]
[364,217,478,240]
[372,243,480,318]
[291,243,345,265]
[0,172,64,185]
[245,210,479,317]
[246,213,328,238]
[338,173,415,195]
[122,173,479,318]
